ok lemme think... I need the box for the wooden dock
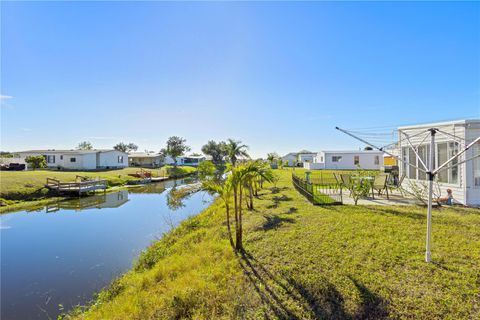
[46,177,107,195]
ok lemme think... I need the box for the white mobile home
[304,150,384,170]
[16,149,128,170]
[164,155,206,167]
[398,119,480,206]
[298,152,316,164]
[281,152,298,166]
[129,152,163,168]
[281,151,317,167]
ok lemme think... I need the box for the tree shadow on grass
[286,207,298,214]
[286,276,349,319]
[238,251,304,319]
[266,195,293,209]
[270,186,289,194]
[256,214,295,231]
[348,277,388,319]
[239,251,389,320]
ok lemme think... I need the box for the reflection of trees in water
[129,177,197,195]
[166,184,202,211]
[166,186,186,210]
[131,184,167,194]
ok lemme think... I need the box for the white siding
[16,150,128,171]
[164,156,204,166]
[398,120,480,206]
[465,124,480,206]
[281,154,297,166]
[298,154,315,163]
[62,153,96,170]
[323,152,383,170]
[97,151,128,169]
[304,162,325,170]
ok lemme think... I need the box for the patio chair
[372,173,389,199]
[333,172,343,192]
[388,172,406,196]
[340,174,353,195]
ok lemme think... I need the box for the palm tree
[243,161,274,210]
[203,160,273,251]
[230,161,273,250]
[202,178,235,248]
[266,152,279,164]
[226,139,249,166]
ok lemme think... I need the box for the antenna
[336,126,480,263]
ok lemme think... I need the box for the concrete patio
[341,190,420,206]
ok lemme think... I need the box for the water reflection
[45,190,129,212]
[129,177,194,194]
[1,178,213,320]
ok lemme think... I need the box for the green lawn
[0,166,197,202]
[69,168,480,319]
[291,168,379,184]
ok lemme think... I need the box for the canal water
[0,178,213,320]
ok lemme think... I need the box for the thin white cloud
[1,94,14,108]
[20,128,32,132]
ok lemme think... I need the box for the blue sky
[1,1,479,158]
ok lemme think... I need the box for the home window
[332,156,342,162]
[403,141,459,184]
[374,155,380,165]
[403,145,429,180]
[417,145,427,180]
[449,142,459,184]
[437,143,448,183]
[437,142,459,184]
[320,156,324,162]
[46,155,55,164]
[408,148,417,179]
[70,157,76,162]
[474,143,480,187]
[118,156,124,163]
[354,156,360,165]
[60,155,63,160]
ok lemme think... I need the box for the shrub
[197,161,216,181]
[25,155,47,170]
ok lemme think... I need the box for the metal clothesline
[336,126,480,263]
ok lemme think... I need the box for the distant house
[398,119,480,206]
[129,152,163,168]
[16,149,128,170]
[281,150,317,167]
[281,153,298,166]
[297,151,316,164]
[164,155,206,167]
[304,150,384,170]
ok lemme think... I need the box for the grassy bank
[69,168,480,319]
[0,166,197,212]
